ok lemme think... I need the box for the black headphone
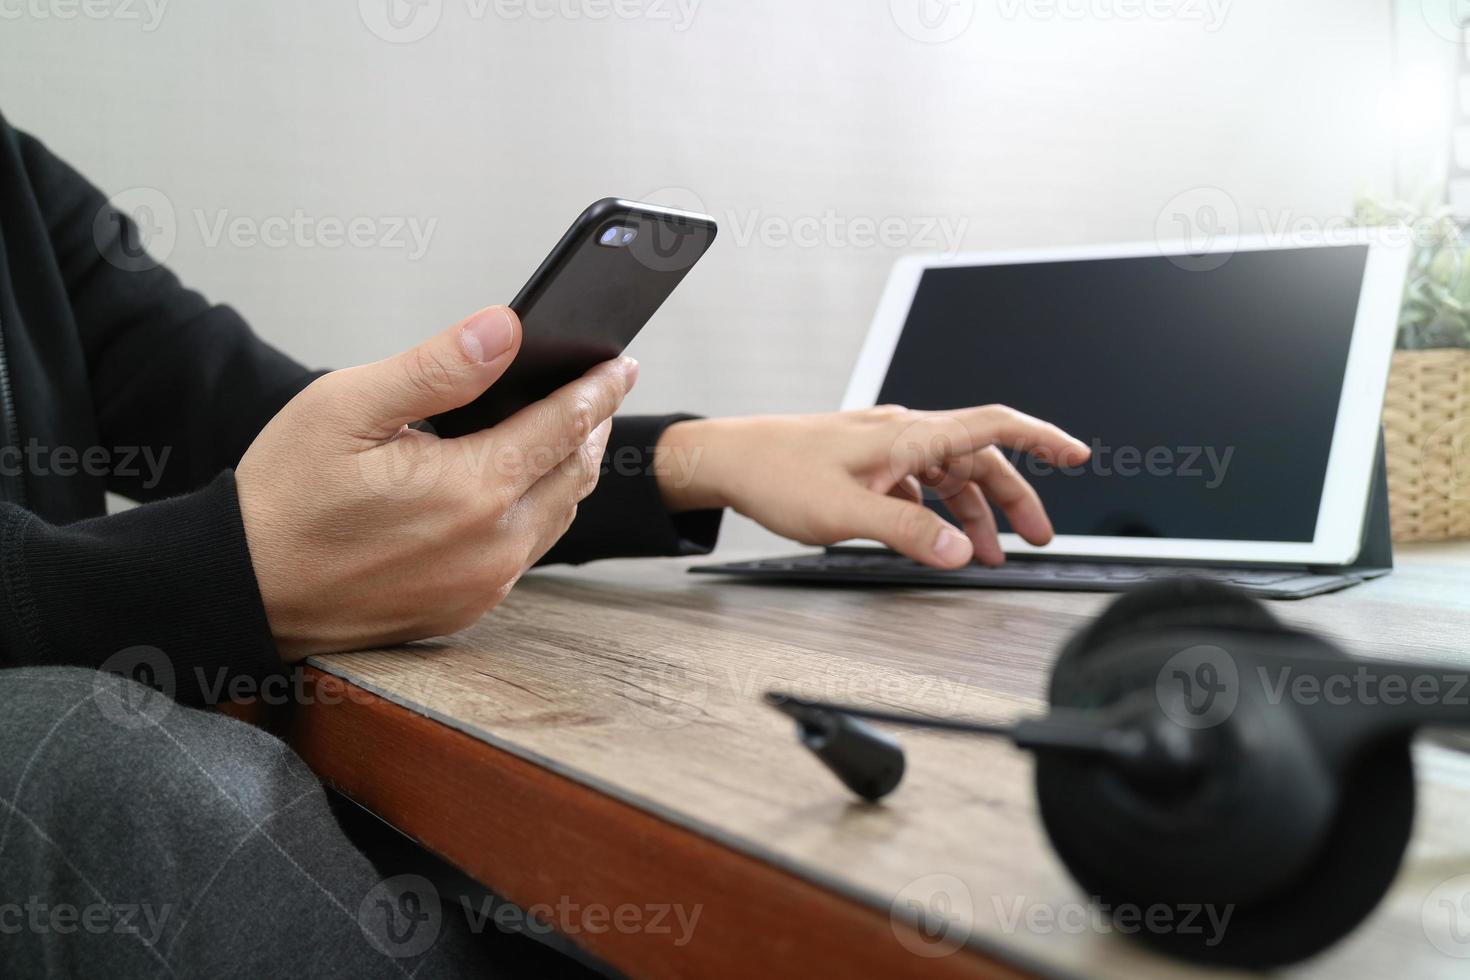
[766,577,1470,969]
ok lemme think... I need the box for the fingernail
[460,307,516,363]
[621,356,640,388]
[934,527,973,566]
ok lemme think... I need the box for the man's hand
[236,306,638,661]
[654,405,1089,568]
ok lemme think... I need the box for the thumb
[829,489,975,569]
[351,306,521,436]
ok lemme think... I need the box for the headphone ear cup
[1050,577,1282,706]
[1038,576,1417,968]
[1037,734,1415,968]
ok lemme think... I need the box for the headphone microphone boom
[766,578,1470,969]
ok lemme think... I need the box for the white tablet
[841,232,1411,566]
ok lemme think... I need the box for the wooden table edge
[281,665,1050,980]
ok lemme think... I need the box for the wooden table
[287,544,1470,979]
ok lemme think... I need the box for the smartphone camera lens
[599,225,638,247]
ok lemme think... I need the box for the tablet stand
[1308,431,1393,582]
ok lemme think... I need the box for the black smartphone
[429,197,717,438]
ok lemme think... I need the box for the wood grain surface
[301,544,1470,979]
[290,668,1033,980]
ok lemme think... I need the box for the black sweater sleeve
[0,125,322,701]
[15,128,320,500]
[538,415,722,566]
[0,118,722,703]
[0,474,280,703]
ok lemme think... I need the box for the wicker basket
[1382,348,1470,542]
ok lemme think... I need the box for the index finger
[457,356,639,496]
[946,405,1090,467]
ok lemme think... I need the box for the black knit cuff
[609,414,725,557]
[2,471,282,705]
[537,414,724,565]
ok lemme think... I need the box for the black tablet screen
[874,246,1370,541]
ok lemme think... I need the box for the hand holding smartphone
[429,198,717,438]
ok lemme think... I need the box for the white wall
[0,0,1416,549]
